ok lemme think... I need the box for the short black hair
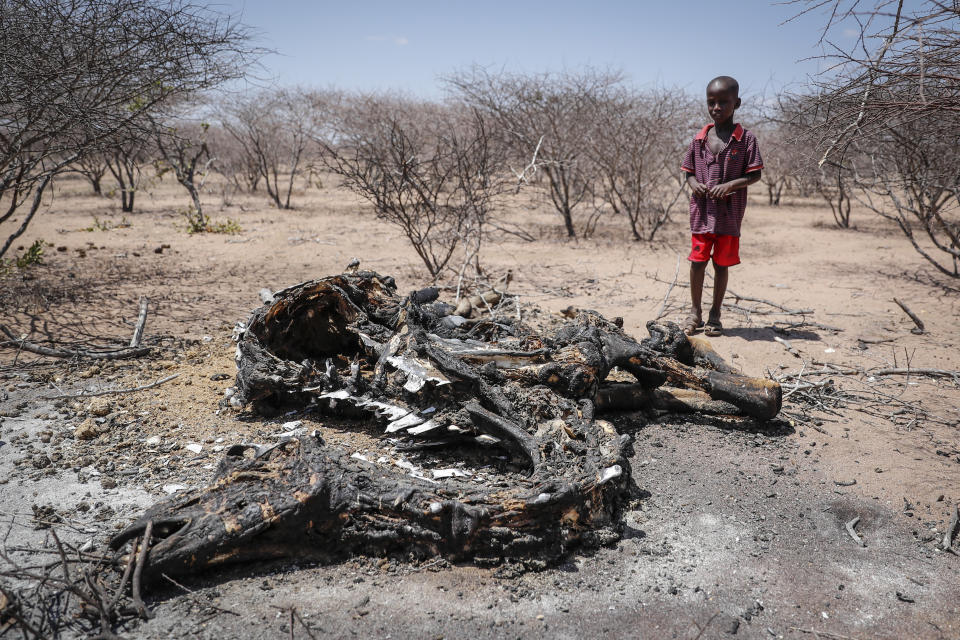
[707,76,739,97]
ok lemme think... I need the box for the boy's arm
[707,170,761,200]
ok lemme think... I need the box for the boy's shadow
[720,325,822,342]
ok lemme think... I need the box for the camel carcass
[110,271,780,583]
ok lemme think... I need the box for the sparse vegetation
[181,210,242,235]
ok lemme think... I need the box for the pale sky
[215,0,853,99]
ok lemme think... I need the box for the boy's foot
[683,314,703,336]
[704,314,722,337]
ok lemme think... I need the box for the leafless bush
[0,0,255,259]
[588,87,695,240]
[218,88,313,209]
[853,122,959,273]
[72,154,110,196]
[445,67,623,238]
[207,123,261,195]
[791,0,960,273]
[153,120,215,230]
[106,140,149,213]
[321,94,507,279]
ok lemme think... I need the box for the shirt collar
[695,123,744,142]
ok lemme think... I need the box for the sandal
[703,316,723,337]
[683,315,703,336]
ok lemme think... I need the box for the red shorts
[689,233,740,266]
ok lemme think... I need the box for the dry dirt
[1,173,958,639]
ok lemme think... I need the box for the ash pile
[111,270,781,583]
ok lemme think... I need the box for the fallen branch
[788,627,861,640]
[0,324,151,361]
[942,505,959,554]
[893,298,925,334]
[131,521,153,619]
[654,255,682,321]
[870,367,960,382]
[729,290,814,315]
[42,374,179,400]
[845,516,865,547]
[129,297,149,347]
[774,336,801,358]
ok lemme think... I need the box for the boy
[680,76,763,336]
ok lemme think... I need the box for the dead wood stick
[129,296,149,347]
[654,255,681,321]
[728,290,814,314]
[727,303,814,316]
[893,298,925,334]
[42,374,179,400]
[49,529,72,585]
[774,336,801,358]
[132,521,153,619]
[942,505,959,554]
[788,627,860,640]
[109,543,138,612]
[0,324,151,360]
[845,516,865,547]
[870,367,959,381]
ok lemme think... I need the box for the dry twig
[845,516,865,547]
[0,324,151,360]
[43,374,179,400]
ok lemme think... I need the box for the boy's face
[706,87,740,125]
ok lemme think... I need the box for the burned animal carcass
[111,271,780,583]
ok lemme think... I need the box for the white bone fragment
[598,464,623,485]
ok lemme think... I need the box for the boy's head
[706,76,740,125]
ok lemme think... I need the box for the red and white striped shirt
[681,123,763,237]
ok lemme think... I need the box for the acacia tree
[795,0,960,274]
[219,88,312,209]
[208,124,261,194]
[588,87,695,241]
[445,67,620,238]
[321,95,507,279]
[0,0,254,259]
[153,121,214,231]
[106,140,148,213]
[73,153,110,195]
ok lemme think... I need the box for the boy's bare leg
[687,260,708,334]
[709,262,728,322]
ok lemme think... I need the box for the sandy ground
[1,173,959,639]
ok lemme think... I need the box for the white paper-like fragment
[281,420,302,431]
[432,468,470,479]
[318,389,351,400]
[185,443,203,454]
[407,419,440,435]
[386,413,424,433]
[163,484,187,494]
[394,459,418,472]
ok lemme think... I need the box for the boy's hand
[689,180,708,198]
[708,182,736,200]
